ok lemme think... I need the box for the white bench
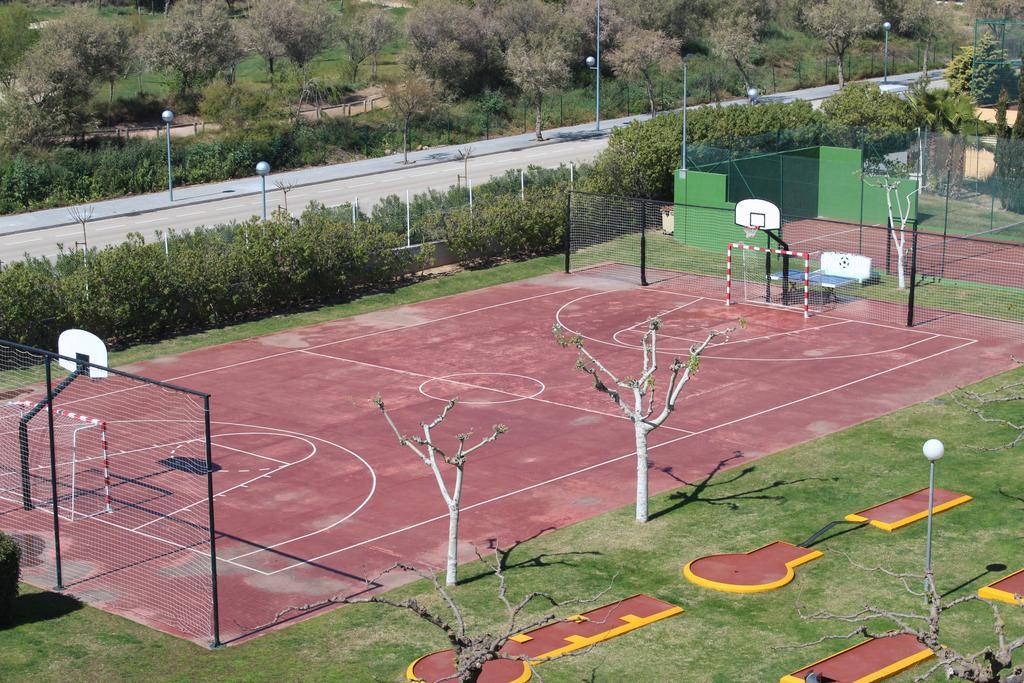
[771,252,873,302]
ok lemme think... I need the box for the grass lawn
[2,358,1022,681]
[918,193,1024,240]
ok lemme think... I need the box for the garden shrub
[0,532,20,627]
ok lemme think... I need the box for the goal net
[3,400,111,522]
[726,242,816,317]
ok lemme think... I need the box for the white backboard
[735,198,781,232]
[57,329,108,379]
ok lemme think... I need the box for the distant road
[0,69,943,264]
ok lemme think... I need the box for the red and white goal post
[726,242,812,318]
[8,400,112,521]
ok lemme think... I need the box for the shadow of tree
[457,527,603,586]
[648,452,839,522]
[2,589,83,630]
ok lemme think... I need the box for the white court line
[20,334,977,577]
[248,335,978,574]
[649,320,853,347]
[213,442,290,465]
[132,431,320,533]
[162,286,582,384]
[54,286,584,415]
[298,350,694,435]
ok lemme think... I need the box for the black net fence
[0,340,219,646]
[567,192,1024,341]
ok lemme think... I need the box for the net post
[44,360,64,591]
[203,395,222,648]
[907,222,920,328]
[639,200,649,287]
[563,192,572,274]
[725,243,733,306]
[803,252,810,318]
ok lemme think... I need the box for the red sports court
[2,264,1021,645]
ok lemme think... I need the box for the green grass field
[2,358,1022,681]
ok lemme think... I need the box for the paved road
[0,69,943,264]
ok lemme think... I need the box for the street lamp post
[883,21,892,84]
[922,438,945,600]
[161,110,174,201]
[681,59,688,177]
[747,87,759,104]
[255,161,271,220]
[586,0,601,131]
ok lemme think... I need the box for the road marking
[136,217,166,224]
[95,224,127,232]
[178,210,206,217]
[7,237,40,245]
[57,231,82,238]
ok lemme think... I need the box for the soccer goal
[5,400,112,521]
[726,242,813,318]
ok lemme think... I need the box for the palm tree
[909,85,979,198]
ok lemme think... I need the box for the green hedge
[0,118,392,214]
[0,532,19,627]
[0,170,573,349]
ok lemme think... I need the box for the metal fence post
[639,200,649,287]
[44,360,64,590]
[564,192,573,274]
[203,396,221,648]
[906,223,920,327]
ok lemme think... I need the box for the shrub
[0,532,20,627]
[820,82,919,130]
[586,100,822,200]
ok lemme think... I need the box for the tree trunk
[643,75,656,117]
[446,503,459,586]
[922,39,931,71]
[533,93,543,141]
[445,465,463,586]
[371,54,379,79]
[733,58,753,91]
[109,80,114,104]
[837,51,846,88]
[634,423,649,522]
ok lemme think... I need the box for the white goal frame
[726,242,811,318]
[8,400,112,520]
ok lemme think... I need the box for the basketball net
[743,225,759,241]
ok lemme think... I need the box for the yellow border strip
[532,605,683,661]
[405,596,682,682]
[979,567,1024,605]
[683,544,824,594]
[779,637,934,683]
[844,493,972,532]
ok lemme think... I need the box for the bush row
[0,118,393,214]
[0,177,571,349]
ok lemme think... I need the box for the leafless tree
[554,317,732,522]
[953,358,1024,451]
[384,75,438,164]
[404,0,501,95]
[505,33,572,141]
[804,0,880,88]
[259,548,614,683]
[336,17,373,82]
[375,396,507,586]
[862,165,920,289]
[273,180,296,212]
[793,559,1024,682]
[606,26,682,116]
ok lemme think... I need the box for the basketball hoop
[743,225,760,241]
